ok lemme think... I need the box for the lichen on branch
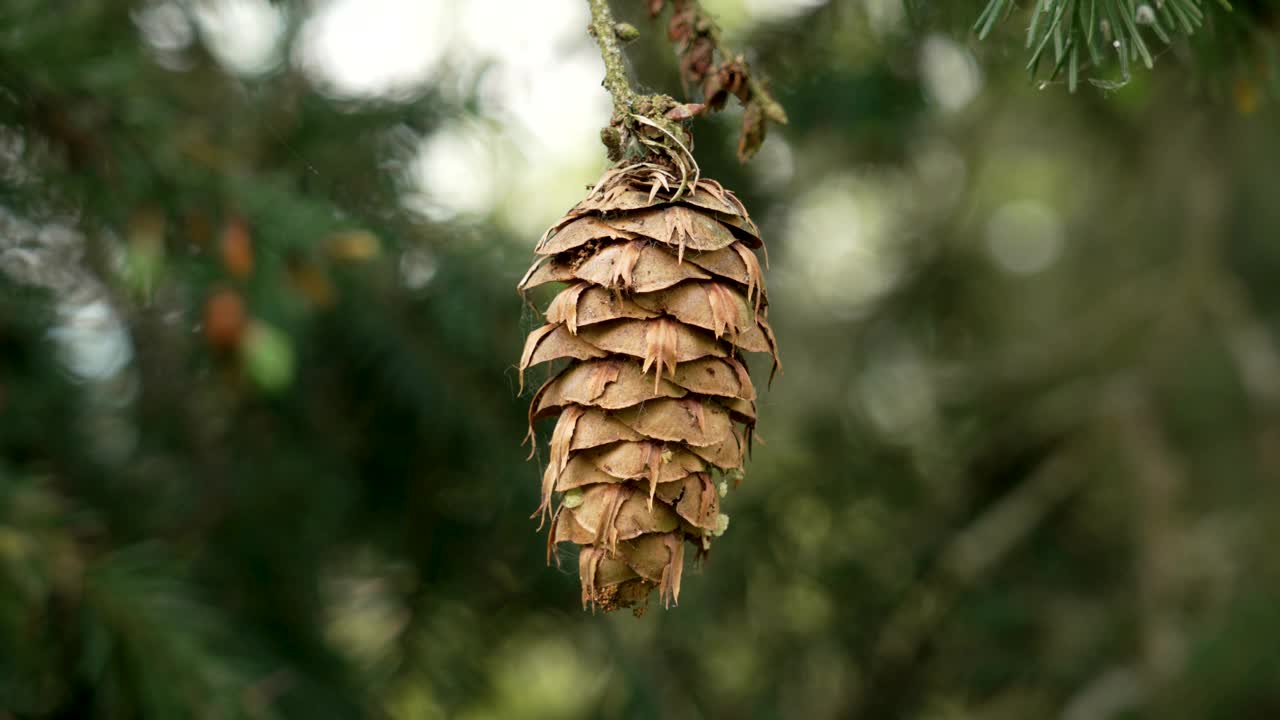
[587,0,642,116]
[587,0,692,171]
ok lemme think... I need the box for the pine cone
[518,164,778,613]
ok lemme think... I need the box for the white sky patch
[741,0,827,23]
[491,45,611,237]
[456,0,582,69]
[920,34,982,112]
[399,247,438,291]
[193,0,285,76]
[479,45,609,158]
[294,0,609,234]
[135,2,196,70]
[751,135,796,189]
[135,2,194,52]
[864,0,905,38]
[453,2,610,236]
[785,173,905,313]
[49,299,134,382]
[985,200,1065,275]
[406,123,501,222]
[296,0,449,99]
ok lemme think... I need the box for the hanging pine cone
[518,163,779,613]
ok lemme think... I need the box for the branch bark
[587,0,692,165]
[586,0,639,119]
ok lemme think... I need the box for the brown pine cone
[518,163,778,613]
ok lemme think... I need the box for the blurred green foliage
[2,1,1280,719]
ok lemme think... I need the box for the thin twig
[1110,384,1188,689]
[685,0,788,124]
[868,445,1084,670]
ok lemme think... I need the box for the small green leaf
[240,321,295,392]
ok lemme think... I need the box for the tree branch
[587,0,693,166]
[587,0,639,119]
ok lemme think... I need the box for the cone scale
[518,163,778,613]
